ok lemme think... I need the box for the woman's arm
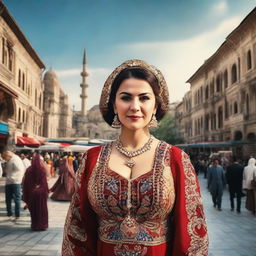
[170,146,209,256]
[62,149,99,256]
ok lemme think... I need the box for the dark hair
[103,67,167,126]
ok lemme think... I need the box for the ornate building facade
[176,8,256,158]
[43,70,73,138]
[72,51,119,140]
[0,2,45,150]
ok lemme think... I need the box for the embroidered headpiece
[99,59,170,123]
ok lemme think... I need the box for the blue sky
[4,0,256,110]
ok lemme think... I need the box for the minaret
[80,50,89,116]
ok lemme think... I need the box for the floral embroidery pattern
[62,152,88,255]
[182,151,209,256]
[88,141,176,246]
[114,243,148,256]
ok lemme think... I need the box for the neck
[119,127,151,150]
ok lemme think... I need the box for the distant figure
[226,156,244,213]
[208,159,226,211]
[72,155,79,172]
[243,158,256,215]
[2,150,25,221]
[50,157,75,201]
[22,154,50,230]
[20,153,31,171]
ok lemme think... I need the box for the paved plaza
[0,175,255,256]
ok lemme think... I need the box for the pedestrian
[20,153,31,171]
[243,157,256,215]
[50,156,75,201]
[226,156,244,213]
[22,153,50,231]
[207,158,225,211]
[62,59,208,256]
[2,149,25,221]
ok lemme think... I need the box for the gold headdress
[99,59,169,121]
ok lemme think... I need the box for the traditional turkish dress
[62,141,208,256]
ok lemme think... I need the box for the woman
[23,153,49,231]
[243,157,256,215]
[62,60,208,255]
[50,156,75,201]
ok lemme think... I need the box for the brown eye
[140,96,150,101]
[120,96,131,101]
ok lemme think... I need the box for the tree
[151,113,184,145]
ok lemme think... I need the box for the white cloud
[211,1,228,15]
[117,16,242,103]
[55,15,243,110]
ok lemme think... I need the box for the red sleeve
[170,146,208,256]
[62,146,101,256]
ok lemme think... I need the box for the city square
[1,1,256,255]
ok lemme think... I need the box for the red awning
[16,136,40,147]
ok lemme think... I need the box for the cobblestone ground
[0,175,255,256]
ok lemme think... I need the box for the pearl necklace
[115,135,154,168]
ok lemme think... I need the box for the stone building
[0,2,45,150]
[176,7,256,159]
[43,70,73,138]
[72,51,119,140]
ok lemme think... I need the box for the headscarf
[23,154,49,204]
[243,157,256,189]
[99,59,170,118]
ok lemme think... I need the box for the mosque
[43,51,118,140]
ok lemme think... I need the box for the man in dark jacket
[208,158,226,211]
[226,156,244,213]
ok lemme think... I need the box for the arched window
[218,106,223,128]
[216,74,222,92]
[223,69,228,88]
[247,50,252,70]
[231,64,237,84]
[205,85,209,100]
[18,108,21,122]
[234,101,238,114]
[22,73,25,90]
[22,110,25,123]
[18,69,21,87]
[246,94,249,115]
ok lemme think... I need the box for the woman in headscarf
[22,153,50,231]
[243,157,256,215]
[62,60,208,256]
[50,156,75,201]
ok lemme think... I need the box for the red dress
[62,142,208,256]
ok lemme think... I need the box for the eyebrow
[119,92,153,96]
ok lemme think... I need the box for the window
[234,102,238,114]
[18,69,21,87]
[35,89,37,107]
[216,74,222,92]
[22,73,25,90]
[247,50,252,70]
[246,94,249,115]
[18,108,21,122]
[224,70,228,88]
[218,106,223,128]
[2,38,5,64]
[22,110,25,123]
[205,85,209,100]
[231,64,237,84]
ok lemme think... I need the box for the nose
[130,98,140,112]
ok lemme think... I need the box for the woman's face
[114,78,156,131]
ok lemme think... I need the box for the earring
[148,114,158,128]
[111,114,121,128]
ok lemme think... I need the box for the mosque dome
[43,69,60,92]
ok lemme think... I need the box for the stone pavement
[0,175,255,256]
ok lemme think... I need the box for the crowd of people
[0,149,80,231]
[192,155,256,215]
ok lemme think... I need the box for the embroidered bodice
[88,141,175,246]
